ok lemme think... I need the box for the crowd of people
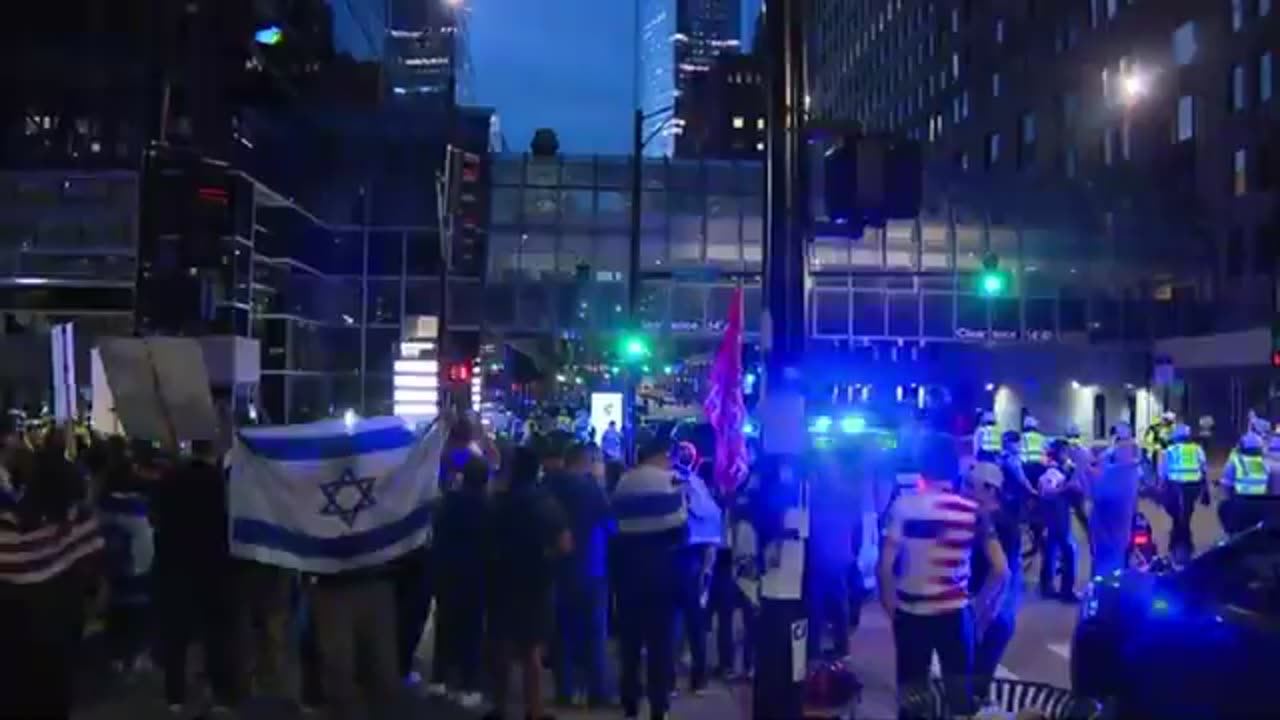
[1,400,1272,720]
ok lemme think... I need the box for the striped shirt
[611,465,688,537]
[885,489,984,615]
[0,504,104,585]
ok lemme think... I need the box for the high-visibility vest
[1164,442,1202,483]
[976,425,1001,454]
[1230,451,1269,496]
[1021,431,1047,465]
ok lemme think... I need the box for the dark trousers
[751,598,806,720]
[806,563,850,660]
[105,601,151,666]
[393,550,434,679]
[0,574,84,720]
[617,563,678,718]
[553,576,609,703]
[1039,499,1077,597]
[1164,482,1202,562]
[158,575,239,706]
[893,608,977,719]
[674,550,709,690]
[974,613,1015,680]
[297,594,325,708]
[435,589,485,691]
[710,551,755,675]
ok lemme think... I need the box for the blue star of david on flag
[319,468,378,529]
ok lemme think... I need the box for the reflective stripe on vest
[1021,432,1046,464]
[978,426,1001,453]
[1232,453,1269,496]
[1165,443,1201,483]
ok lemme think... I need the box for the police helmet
[1023,416,1040,430]
[1172,423,1192,441]
[980,410,995,425]
[1241,432,1264,452]
[1065,423,1082,439]
[1161,411,1176,423]
[1250,417,1272,435]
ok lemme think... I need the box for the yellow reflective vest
[1163,442,1203,483]
[1230,451,1269,496]
[976,425,1001,454]
[1021,431,1047,465]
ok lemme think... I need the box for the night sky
[470,0,762,156]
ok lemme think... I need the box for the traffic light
[445,146,488,277]
[254,25,283,45]
[617,333,652,363]
[978,253,1009,297]
[1272,318,1280,367]
[447,363,472,383]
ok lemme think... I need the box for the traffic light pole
[754,0,810,717]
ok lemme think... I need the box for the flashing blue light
[840,415,867,434]
[743,420,758,436]
[810,416,833,434]
[255,25,284,45]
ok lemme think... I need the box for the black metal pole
[624,108,644,462]
[754,0,810,716]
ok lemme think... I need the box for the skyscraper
[385,0,471,104]
[639,0,742,156]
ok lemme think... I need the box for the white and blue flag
[229,415,449,574]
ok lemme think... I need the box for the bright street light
[1119,69,1150,105]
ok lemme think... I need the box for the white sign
[50,323,76,422]
[955,327,1054,342]
[96,337,218,446]
[590,392,624,439]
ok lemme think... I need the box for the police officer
[1159,424,1206,564]
[1219,431,1271,534]
[973,411,1001,462]
[1020,416,1048,486]
[1143,411,1176,467]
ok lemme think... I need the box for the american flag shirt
[885,489,986,615]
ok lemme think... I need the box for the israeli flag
[229,415,448,574]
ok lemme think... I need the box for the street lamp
[1119,67,1150,106]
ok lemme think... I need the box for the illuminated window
[757,117,766,130]
[1176,95,1195,142]
[732,116,745,128]
[1235,148,1248,196]
[1232,0,1244,31]
[1262,52,1273,102]
[1232,64,1247,111]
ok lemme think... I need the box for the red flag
[703,286,748,495]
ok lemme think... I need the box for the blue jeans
[554,576,610,703]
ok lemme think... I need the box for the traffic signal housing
[977,253,1010,298]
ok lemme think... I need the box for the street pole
[754,0,810,717]
[624,108,644,462]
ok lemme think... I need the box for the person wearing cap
[670,441,720,694]
[972,411,1001,462]
[878,433,1006,718]
[1158,423,1206,563]
[966,462,1019,688]
[611,432,687,720]
[1219,431,1272,534]
[1036,441,1079,601]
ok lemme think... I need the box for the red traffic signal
[1272,350,1280,368]
[447,363,471,383]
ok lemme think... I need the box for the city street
[73,497,1225,719]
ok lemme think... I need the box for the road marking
[1048,642,1070,660]
[930,655,1019,680]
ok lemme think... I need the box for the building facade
[385,0,470,104]
[639,0,743,156]
[677,52,768,160]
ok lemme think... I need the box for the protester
[611,432,687,720]
[967,462,1020,683]
[485,445,570,720]
[672,441,719,694]
[151,439,240,713]
[547,443,614,707]
[431,456,491,710]
[877,432,1007,718]
[0,442,103,720]
[98,442,155,676]
[806,449,858,661]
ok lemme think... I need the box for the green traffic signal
[979,271,1007,296]
[618,333,651,363]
